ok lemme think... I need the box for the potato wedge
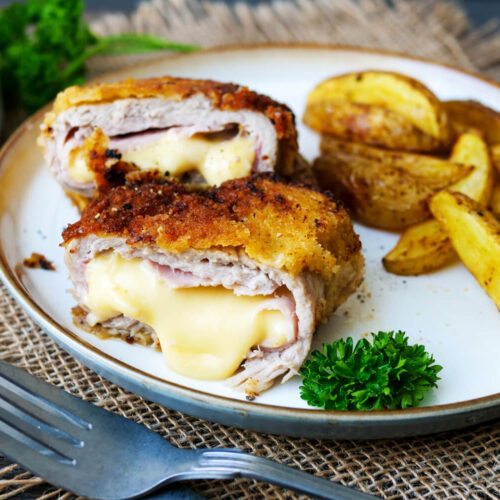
[383,133,494,274]
[490,144,500,176]
[382,219,456,275]
[489,183,500,220]
[320,136,471,189]
[429,190,500,310]
[314,154,434,229]
[304,102,443,152]
[444,100,500,145]
[304,71,449,150]
[316,136,471,229]
[448,133,493,205]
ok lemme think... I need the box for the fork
[0,360,376,500]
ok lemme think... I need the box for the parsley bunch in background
[300,331,442,411]
[0,0,199,112]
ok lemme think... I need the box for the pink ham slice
[65,235,322,395]
[41,95,280,196]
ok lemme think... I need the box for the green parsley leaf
[299,331,442,410]
[0,0,199,112]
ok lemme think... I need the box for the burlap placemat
[1,0,500,498]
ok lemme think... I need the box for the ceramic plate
[1,45,499,439]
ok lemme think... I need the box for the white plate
[1,45,499,439]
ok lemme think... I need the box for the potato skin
[304,71,450,152]
[382,219,456,275]
[313,135,470,230]
[314,153,434,230]
[444,100,500,145]
[320,136,470,189]
[489,183,500,220]
[490,144,500,176]
[446,133,493,206]
[430,190,500,310]
[304,102,445,152]
[383,133,494,275]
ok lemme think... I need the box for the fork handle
[195,449,377,500]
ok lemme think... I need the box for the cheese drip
[84,252,292,380]
[67,132,255,186]
[68,148,95,184]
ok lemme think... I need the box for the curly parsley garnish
[0,0,199,112]
[299,331,442,410]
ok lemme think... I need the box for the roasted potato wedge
[448,133,493,205]
[489,155,500,219]
[382,219,456,275]
[444,100,500,145]
[429,190,500,310]
[320,136,471,189]
[315,136,471,229]
[314,155,434,229]
[383,133,494,274]
[490,144,500,176]
[304,102,444,152]
[304,71,449,151]
[489,183,500,220]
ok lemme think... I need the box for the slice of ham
[65,234,363,395]
[42,95,279,196]
[148,259,298,349]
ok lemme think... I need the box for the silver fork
[0,360,376,500]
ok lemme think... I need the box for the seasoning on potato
[489,183,500,220]
[314,136,471,230]
[444,100,500,145]
[429,190,500,311]
[383,132,494,275]
[304,71,450,152]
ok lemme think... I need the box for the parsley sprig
[299,331,442,410]
[0,0,199,112]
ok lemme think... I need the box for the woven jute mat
[1,0,500,498]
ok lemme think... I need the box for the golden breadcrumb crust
[62,174,361,279]
[42,76,298,176]
[44,76,295,140]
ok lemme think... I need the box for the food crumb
[23,253,55,271]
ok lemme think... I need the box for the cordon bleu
[39,76,301,197]
[62,173,364,396]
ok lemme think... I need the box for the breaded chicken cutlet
[39,76,306,199]
[63,173,364,395]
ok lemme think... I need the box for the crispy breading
[60,130,317,213]
[44,76,296,141]
[62,174,361,279]
[41,76,298,178]
[83,129,138,192]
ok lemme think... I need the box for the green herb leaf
[299,331,442,411]
[0,0,200,112]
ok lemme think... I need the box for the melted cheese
[67,148,95,184]
[67,133,255,186]
[84,252,291,380]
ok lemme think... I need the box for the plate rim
[1,43,499,436]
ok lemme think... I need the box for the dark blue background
[0,0,499,27]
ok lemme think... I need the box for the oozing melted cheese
[67,133,255,186]
[68,148,95,184]
[84,252,291,380]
